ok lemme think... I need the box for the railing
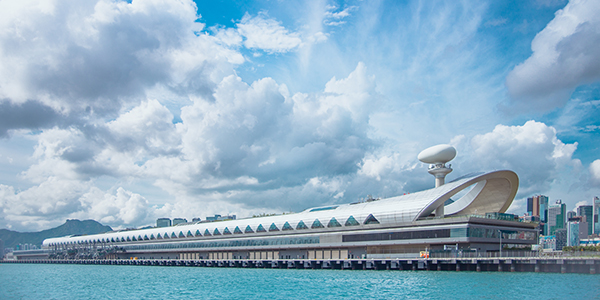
[430,251,539,259]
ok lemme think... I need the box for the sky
[0,0,599,232]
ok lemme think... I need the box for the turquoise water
[1,263,598,299]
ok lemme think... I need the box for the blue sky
[0,0,599,231]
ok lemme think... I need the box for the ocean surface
[1,263,598,299]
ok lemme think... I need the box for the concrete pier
[3,257,599,274]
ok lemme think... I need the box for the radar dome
[418,144,456,164]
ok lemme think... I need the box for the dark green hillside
[0,219,113,249]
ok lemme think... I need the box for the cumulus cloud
[506,0,600,110]
[468,120,579,195]
[0,61,381,230]
[591,159,600,185]
[0,178,151,231]
[236,12,302,53]
[0,0,241,133]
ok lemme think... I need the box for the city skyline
[0,0,599,231]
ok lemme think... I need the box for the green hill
[0,219,113,249]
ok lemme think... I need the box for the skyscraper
[594,196,600,235]
[538,195,549,223]
[532,195,549,235]
[546,200,566,236]
[577,205,593,237]
[527,197,534,215]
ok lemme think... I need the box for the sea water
[1,263,598,299]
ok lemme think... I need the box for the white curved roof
[43,170,518,246]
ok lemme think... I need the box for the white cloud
[469,120,580,195]
[0,0,241,125]
[590,159,600,185]
[324,5,357,26]
[237,12,302,53]
[506,0,600,110]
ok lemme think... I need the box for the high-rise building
[538,195,549,223]
[577,205,593,237]
[546,200,566,236]
[555,229,567,250]
[527,197,534,215]
[567,221,581,246]
[531,195,549,235]
[172,218,187,225]
[593,196,600,234]
[567,211,576,220]
[156,218,171,228]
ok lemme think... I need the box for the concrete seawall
[2,257,599,274]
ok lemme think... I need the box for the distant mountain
[0,219,113,249]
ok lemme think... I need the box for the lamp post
[498,229,502,258]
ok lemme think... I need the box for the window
[127,237,131,241]
[223,227,232,235]
[132,236,137,241]
[328,217,342,228]
[157,233,162,239]
[282,222,294,231]
[311,219,324,229]
[121,237,126,242]
[309,205,339,212]
[213,228,221,235]
[187,230,193,237]
[178,231,185,238]
[164,233,170,239]
[245,225,254,233]
[234,226,243,234]
[345,216,360,226]
[269,223,280,231]
[296,220,308,230]
[257,224,267,233]
[195,230,202,237]
[204,229,212,236]
[171,232,177,238]
[363,214,380,225]
[150,234,155,240]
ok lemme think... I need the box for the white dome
[418,144,456,164]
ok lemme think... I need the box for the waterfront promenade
[3,256,598,274]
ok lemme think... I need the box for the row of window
[342,227,538,243]
[49,214,380,246]
[119,236,320,251]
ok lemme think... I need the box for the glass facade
[282,222,293,231]
[296,221,308,230]
[328,218,342,228]
[364,214,380,225]
[312,219,324,229]
[120,236,320,251]
[345,216,359,226]
[343,227,537,243]
[244,225,254,233]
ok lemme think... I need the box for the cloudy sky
[0,0,599,231]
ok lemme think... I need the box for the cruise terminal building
[43,145,538,261]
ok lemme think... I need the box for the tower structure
[418,144,457,218]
